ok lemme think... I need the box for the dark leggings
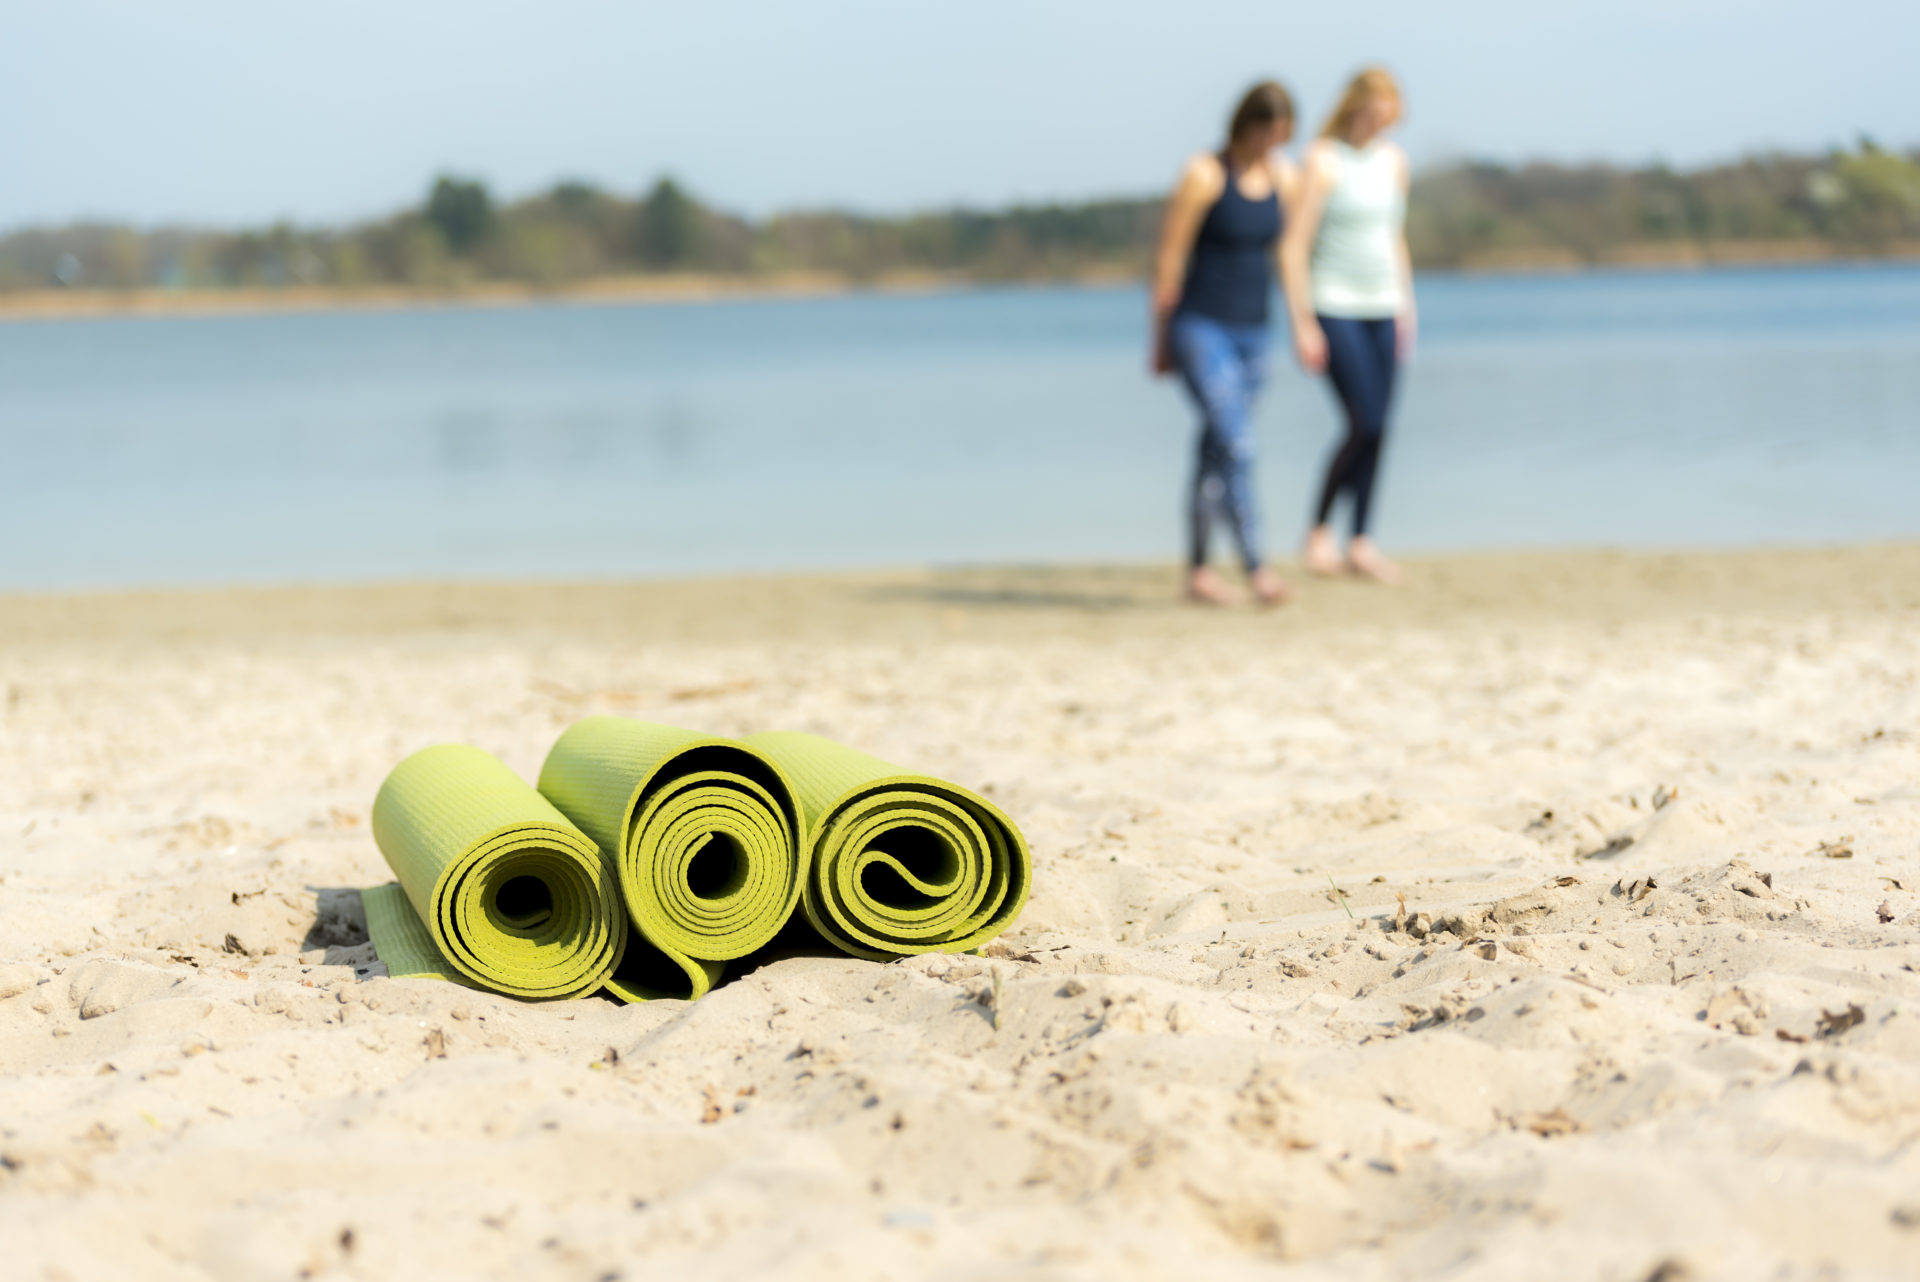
[1313,315,1398,537]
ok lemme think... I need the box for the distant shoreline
[0,269,998,324]
[2,242,1917,323]
[1450,236,1920,275]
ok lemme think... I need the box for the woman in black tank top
[1152,81,1299,607]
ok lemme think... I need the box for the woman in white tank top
[1280,67,1414,583]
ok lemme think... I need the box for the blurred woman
[1280,67,1413,583]
[1151,81,1299,606]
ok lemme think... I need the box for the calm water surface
[2,265,1917,589]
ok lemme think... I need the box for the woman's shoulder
[1302,138,1343,175]
[1178,151,1229,197]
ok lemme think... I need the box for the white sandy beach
[3,548,1918,1281]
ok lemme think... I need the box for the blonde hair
[1320,66,1402,140]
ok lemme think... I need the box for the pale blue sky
[2,0,1912,230]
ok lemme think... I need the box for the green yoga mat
[365,744,628,1000]
[742,732,1030,960]
[537,718,805,1002]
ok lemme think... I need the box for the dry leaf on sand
[1523,1109,1582,1137]
[1816,1005,1865,1038]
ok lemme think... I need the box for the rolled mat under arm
[741,731,1030,960]
[365,744,628,1000]
[537,717,806,1002]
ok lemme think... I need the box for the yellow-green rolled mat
[364,744,628,1000]
[741,732,1030,960]
[537,717,805,1002]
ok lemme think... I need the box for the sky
[2,0,1914,231]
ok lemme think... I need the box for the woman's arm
[1150,155,1223,374]
[1392,144,1416,360]
[1279,142,1336,372]
[1273,154,1302,214]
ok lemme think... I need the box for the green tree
[635,177,700,268]
[424,175,496,256]
[550,181,604,216]
[399,222,455,286]
[1825,146,1920,246]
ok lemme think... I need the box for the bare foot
[1300,525,1344,577]
[1247,566,1292,607]
[1346,536,1403,585]
[1185,565,1243,606]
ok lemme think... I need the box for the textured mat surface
[743,732,1030,960]
[537,718,805,1001]
[366,744,627,1000]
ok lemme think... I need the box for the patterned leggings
[1170,312,1269,571]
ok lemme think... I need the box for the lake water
[3,265,1918,590]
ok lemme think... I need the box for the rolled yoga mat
[537,717,806,1002]
[741,732,1030,960]
[363,744,629,1000]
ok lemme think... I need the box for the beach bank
[3,547,1918,1279]
[0,266,1142,325]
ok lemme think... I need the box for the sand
[3,547,1918,1281]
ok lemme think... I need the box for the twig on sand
[1328,874,1353,920]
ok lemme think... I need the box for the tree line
[3,143,1916,293]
